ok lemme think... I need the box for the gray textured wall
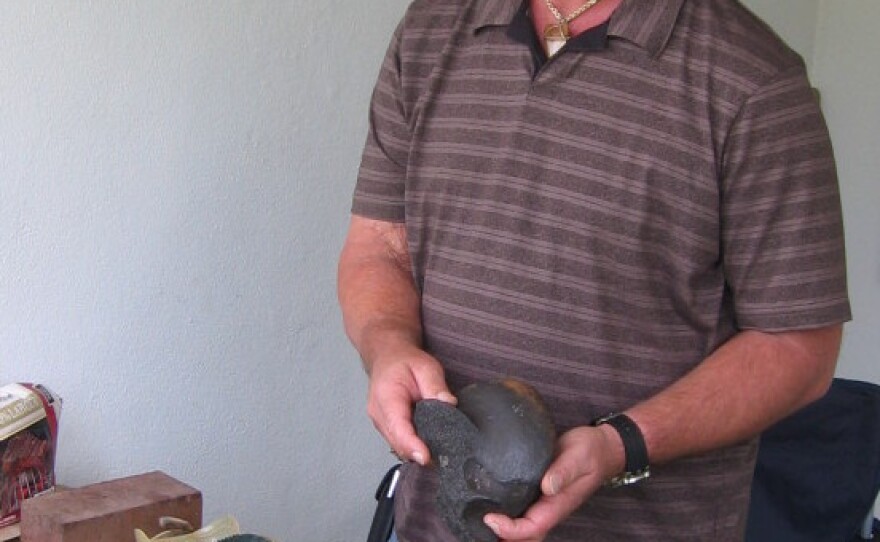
[810,0,880,388]
[0,1,409,539]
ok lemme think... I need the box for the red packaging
[0,383,62,528]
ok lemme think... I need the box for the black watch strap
[592,413,651,487]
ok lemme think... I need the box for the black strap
[367,464,401,542]
[593,413,650,485]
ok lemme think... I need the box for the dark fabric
[746,378,880,542]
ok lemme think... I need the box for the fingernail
[437,391,456,403]
[484,517,500,534]
[412,451,426,465]
[548,474,561,495]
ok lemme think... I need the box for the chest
[405,36,719,225]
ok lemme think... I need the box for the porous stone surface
[414,380,556,542]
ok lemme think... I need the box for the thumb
[411,357,457,405]
[541,428,597,496]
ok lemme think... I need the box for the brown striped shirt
[352,0,851,540]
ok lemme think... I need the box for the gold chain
[543,0,602,24]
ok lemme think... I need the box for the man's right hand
[367,344,456,465]
[338,215,456,465]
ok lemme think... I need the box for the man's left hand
[483,424,625,541]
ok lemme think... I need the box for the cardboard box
[0,383,62,529]
[20,471,201,542]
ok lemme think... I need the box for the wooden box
[20,471,201,542]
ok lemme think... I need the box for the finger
[483,512,543,542]
[369,382,429,465]
[378,411,429,466]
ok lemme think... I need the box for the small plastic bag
[134,515,241,542]
[134,515,274,542]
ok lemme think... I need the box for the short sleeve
[351,23,411,222]
[721,64,852,331]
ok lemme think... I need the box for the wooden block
[20,471,201,542]
[1,487,69,542]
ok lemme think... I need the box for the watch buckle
[605,466,651,488]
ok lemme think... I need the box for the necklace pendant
[543,21,570,57]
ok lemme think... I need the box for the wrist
[358,319,423,373]
[596,422,626,480]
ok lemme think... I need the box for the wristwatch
[591,413,651,487]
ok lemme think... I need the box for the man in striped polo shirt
[338,0,851,540]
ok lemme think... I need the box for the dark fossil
[414,379,556,542]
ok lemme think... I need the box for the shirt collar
[472,0,686,58]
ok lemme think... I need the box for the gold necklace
[542,0,602,57]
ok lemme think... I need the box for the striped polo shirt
[352,0,851,540]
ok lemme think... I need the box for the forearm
[337,216,423,371]
[338,216,455,463]
[627,325,842,465]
